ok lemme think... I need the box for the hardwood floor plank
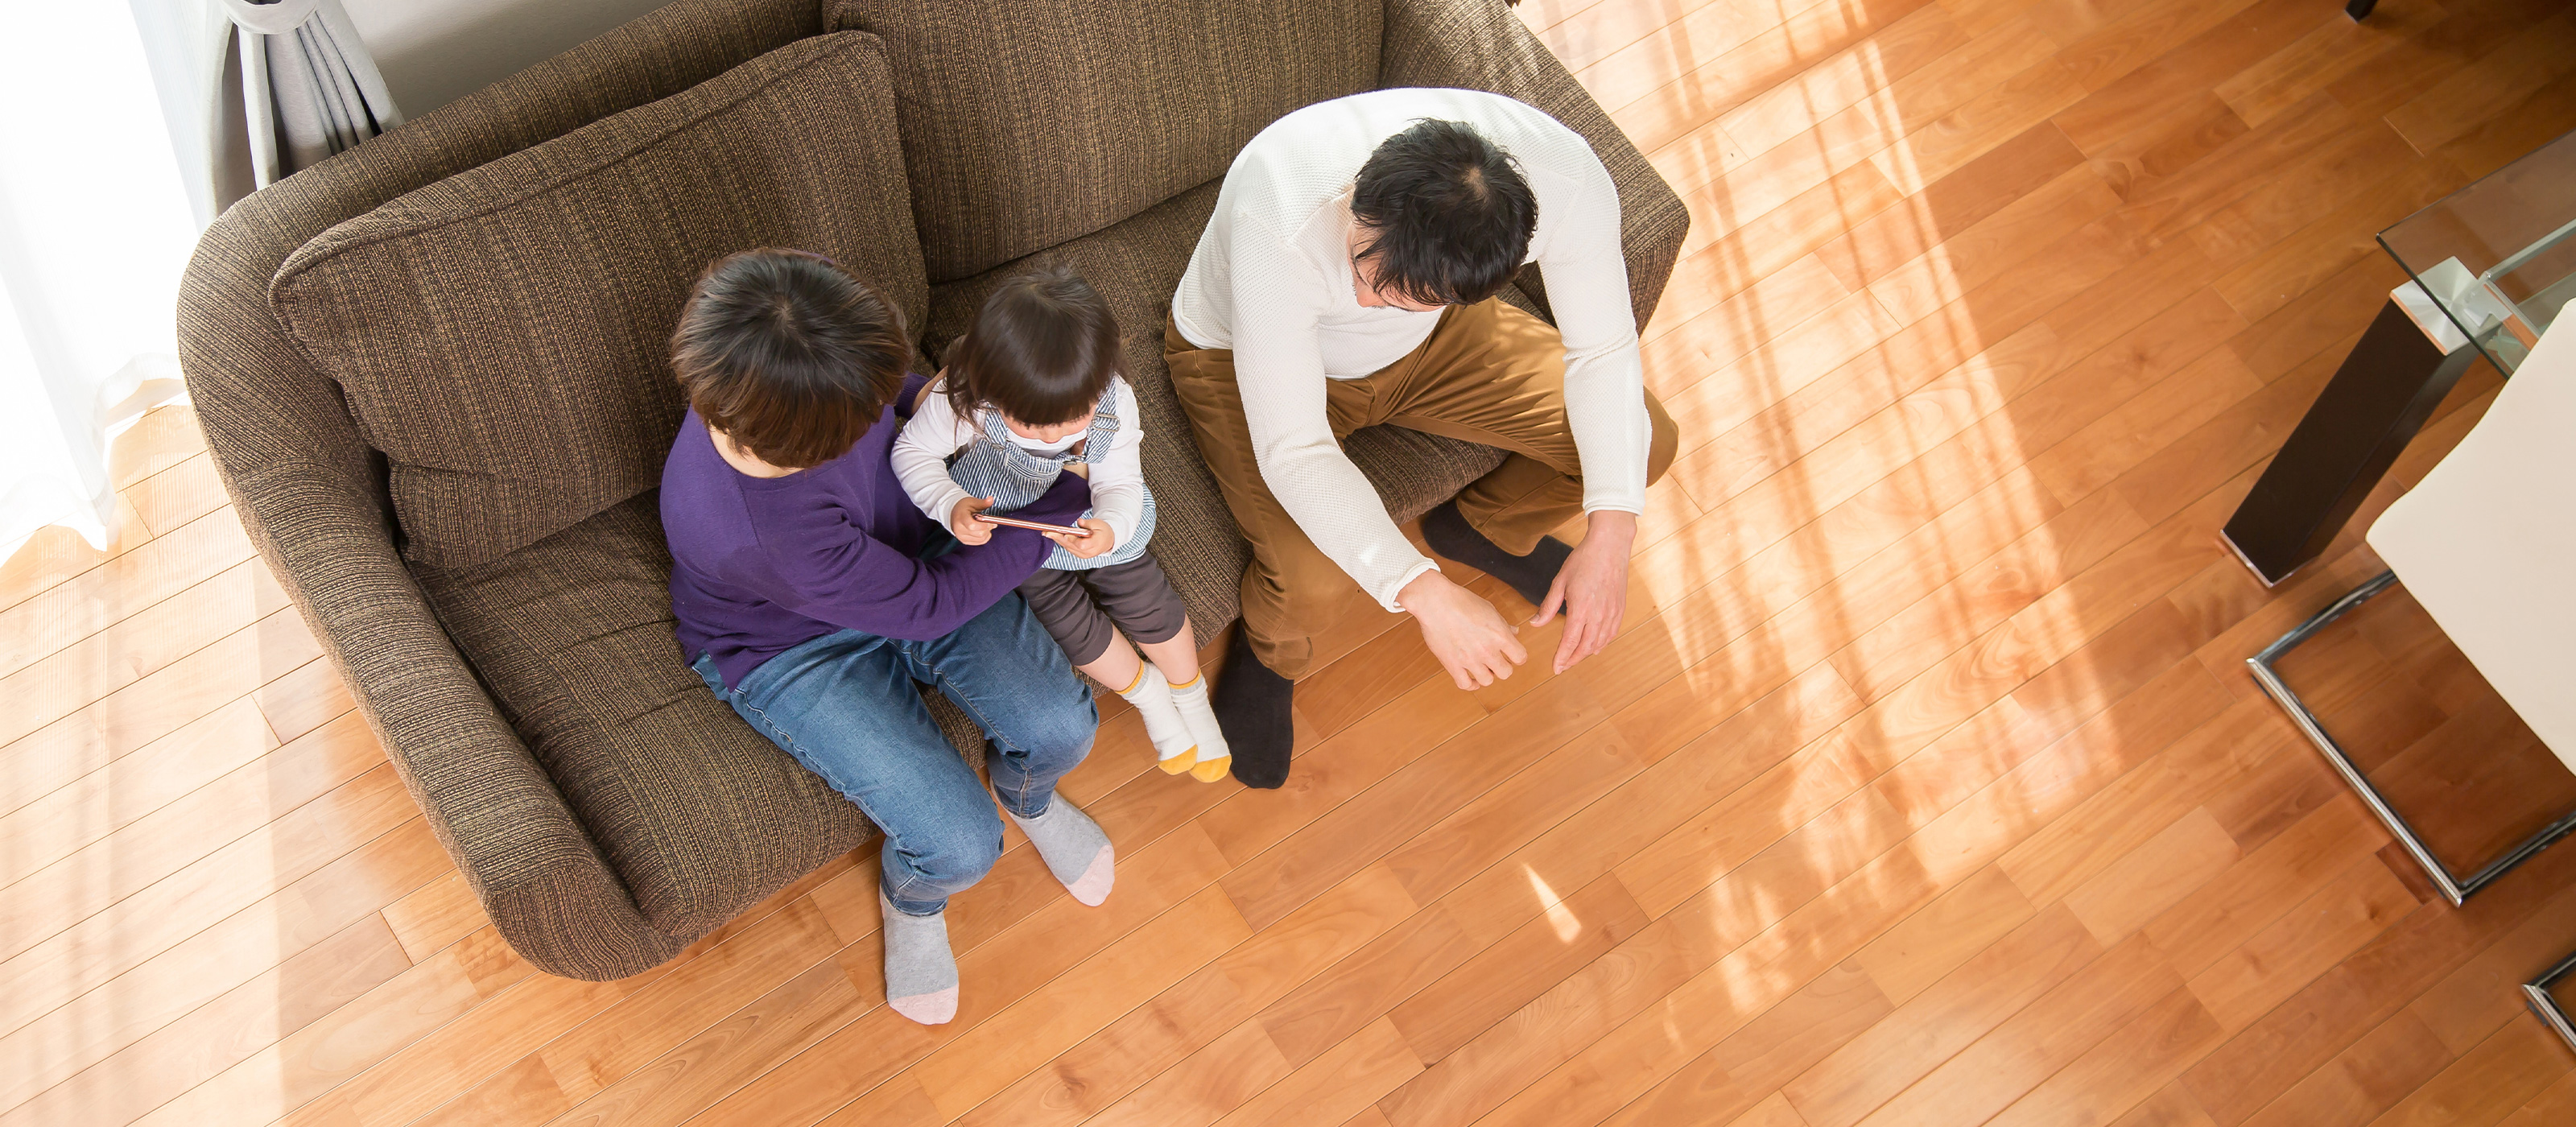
[0,758,419,1037]
[2496,1069,2576,1127]
[2048,0,2292,135]
[0,914,407,1127]
[1082,1018,1291,1127]
[2433,61,2576,182]
[1784,903,2102,1127]
[914,886,1252,1118]
[2213,0,2450,126]
[2186,852,2420,1032]
[1816,119,2087,291]
[2237,1010,2456,1127]
[2360,1018,2572,1127]
[0,557,291,751]
[2144,794,2388,976]
[1389,873,1651,1063]
[1851,864,2036,1007]
[382,873,488,964]
[2061,805,2242,947]
[412,1056,575,1127]
[2403,878,2576,1055]
[1852,935,2182,1127]
[0,814,452,1116]
[0,602,321,821]
[8,6,2567,1127]
[130,928,527,1127]
[2178,841,2576,1125]
[0,707,379,966]
[1220,674,1614,932]
[1213,1016,1422,1127]
[949,863,1417,1127]
[2381,8,2576,156]
[1598,960,1893,1127]
[124,454,232,539]
[546,955,866,1127]
[0,507,253,683]
[1613,0,1952,158]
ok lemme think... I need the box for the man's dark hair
[1349,118,1538,308]
[941,262,1123,427]
[671,249,911,469]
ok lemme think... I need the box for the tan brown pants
[1166,297,1679,680]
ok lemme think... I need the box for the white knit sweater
[1172,88,1647,612]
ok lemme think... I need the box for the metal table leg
[2526,950,2576,1056]
[2222,299,2480,586]
[2248,570,2576,906]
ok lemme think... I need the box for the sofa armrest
[225,456,685,980]
[1377,0,1689,332]
[181,203,687,984]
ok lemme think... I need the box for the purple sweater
[661,385,1090,687]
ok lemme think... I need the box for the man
[1167,89,1680,787]
[660,250,1114,1026]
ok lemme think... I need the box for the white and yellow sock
[1167,673,1232,782]
[1116,665,1198,771]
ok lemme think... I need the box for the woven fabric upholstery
[180,0,1683,983]
[823,0,1380,283]
[273,32,926,570]
[923,183,1511,645]
[180,0,827,981]
[412,493,874,936]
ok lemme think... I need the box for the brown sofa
[176,0,1686,980]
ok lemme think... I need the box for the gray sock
[877,887,958,1025]
[1006,795,1115,906]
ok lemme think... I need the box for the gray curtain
[218,0,402,191]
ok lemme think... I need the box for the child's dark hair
[942,262,1122,427]
[671,249,910,469]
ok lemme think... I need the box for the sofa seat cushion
[411,491,877,939]
[272,31,927,570]
[825,0,1380,283]
[925,182,1509,642]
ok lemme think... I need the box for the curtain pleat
[222,0,400,188]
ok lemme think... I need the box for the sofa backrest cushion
[271,32,927,570]
[824,0,1381,283]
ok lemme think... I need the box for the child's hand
[951,496,997,545]
[1046,518,1114,559]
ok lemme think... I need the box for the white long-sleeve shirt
[1172,88,1649,613]
[891,377,1148,550]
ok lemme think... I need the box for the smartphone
[974,514,1091,537]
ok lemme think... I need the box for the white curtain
[0,2,213,565]
[222,0,403,192]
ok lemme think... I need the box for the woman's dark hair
[670,250,910,469]
[941,262,1122,427]
[1349,118,1538,308]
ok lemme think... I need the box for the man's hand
[1045,518,1115,559]
[1401,569,1528,690]
[1530,510,1637,674]
[950,496,997,545]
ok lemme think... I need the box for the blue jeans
[692,593,1096,916]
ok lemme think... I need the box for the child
[893,263,1232,782]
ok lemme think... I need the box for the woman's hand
[951,496,997,545]
[1045,518,1115,559]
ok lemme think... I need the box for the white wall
[341,0,676,120]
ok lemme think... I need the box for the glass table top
[2379,126,2576,374]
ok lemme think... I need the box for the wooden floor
[10,0,2576,1122]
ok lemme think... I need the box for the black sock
[1213,626,1295,789]
[1419,500,1570,609]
